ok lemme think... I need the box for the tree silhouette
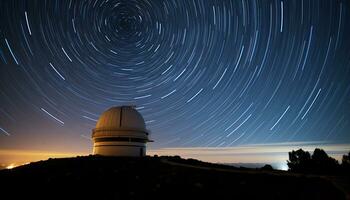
[287,148,342,174]
[341,151,350,174]
[287,149,312,173]
[341,152,350,167]
[311,148,339,174]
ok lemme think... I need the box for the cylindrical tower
[92,106,151,156]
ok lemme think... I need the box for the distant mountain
[0,155,346,200]
[224,163,269,168]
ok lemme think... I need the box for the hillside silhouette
[0,155,346,200]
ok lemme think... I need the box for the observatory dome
[92,106,151,157]
[95,106,146,131]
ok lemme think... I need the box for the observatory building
[92,106,151,156]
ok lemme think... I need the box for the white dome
[95,106,146,132]
[91,106,151,157]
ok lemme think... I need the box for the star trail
[0,0,349,154]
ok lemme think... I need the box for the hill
[0,155,346,199]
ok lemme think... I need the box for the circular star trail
[0,0,349,151]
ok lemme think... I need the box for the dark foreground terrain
[0,156,347,200]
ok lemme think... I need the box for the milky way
[0,0,349,150]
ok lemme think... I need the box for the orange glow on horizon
[0,142,349,170]
[0,149,87,168]
[6,163,16,169]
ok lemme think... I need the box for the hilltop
[0,155,346,200]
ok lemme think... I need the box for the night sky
[0,0,349,156]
